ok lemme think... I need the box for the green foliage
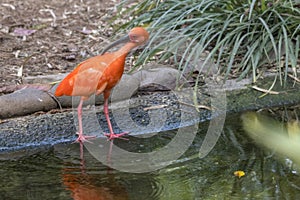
[118,0,300,83]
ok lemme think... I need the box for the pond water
[1,113,300,199]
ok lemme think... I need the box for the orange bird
[55,27,149,142]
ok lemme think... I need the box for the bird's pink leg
[75,98,96,143]
[103,98,128,140]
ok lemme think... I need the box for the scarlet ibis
[55,27,149,142]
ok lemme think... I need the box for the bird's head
[128,27,149,45]
[101,27,149,54]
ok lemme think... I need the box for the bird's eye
[130,34,139,42]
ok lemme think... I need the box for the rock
[182,58,219,77]
[132,66,184,91]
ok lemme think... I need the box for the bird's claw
[74,132,96,143]
[104,132,129,141]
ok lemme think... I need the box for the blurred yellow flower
[234,170,245,178]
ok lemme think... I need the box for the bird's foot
[104,132,129,141]
[75,132,96,143]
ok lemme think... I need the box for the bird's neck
[116,42,138,56]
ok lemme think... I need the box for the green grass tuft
[118,0,300,84]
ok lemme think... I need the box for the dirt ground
[0,0,129,89]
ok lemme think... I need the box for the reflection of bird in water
[62,142,129,200]
[55,27,149,142]
[62,172,129,200]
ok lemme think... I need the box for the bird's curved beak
[100,35,130,55]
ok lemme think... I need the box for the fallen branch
[0,84,52,94]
